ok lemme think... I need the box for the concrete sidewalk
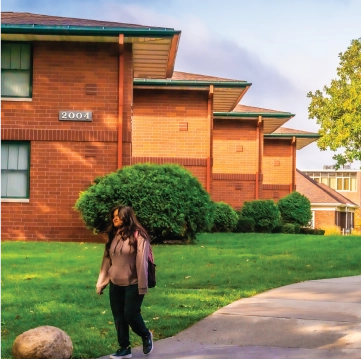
[102,276,361,359]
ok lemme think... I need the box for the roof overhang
[134,79,252,112]
[1,24,181,79]
[264,133,320,150]
[311,203,358,209]
[214,112,294,133]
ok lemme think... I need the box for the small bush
[300,228,325,235]
[278,191,312,226]
[323,225,341,236]
[241,199,280,232]
[271,221,283,233]
[74,163,215,241]
[212,202,238,232]
[234,217,256,233]
[281,223,295,234]
[294,223,301,234]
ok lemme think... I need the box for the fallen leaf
[185,276,191,279]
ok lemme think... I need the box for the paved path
[101,276,361,359]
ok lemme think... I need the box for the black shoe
[142,332,153,355]
[110,347,132,359]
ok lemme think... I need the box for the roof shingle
[232,104,286,113]
[1,12,168,29]
[274,127,318,135]
[296,169,358,206]
[171,71,245,82]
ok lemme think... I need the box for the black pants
[109,282,149,348]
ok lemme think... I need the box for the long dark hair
[104,205,149,258]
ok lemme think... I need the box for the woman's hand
[96,286,104,295]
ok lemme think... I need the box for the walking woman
[96,205,153,359]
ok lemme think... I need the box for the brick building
[1,12,318,241]
[296,170,358,232]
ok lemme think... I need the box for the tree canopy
[307,38,361,169]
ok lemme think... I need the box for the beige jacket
[96,233,150,295]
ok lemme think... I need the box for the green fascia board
[1,24,181,37]
[264,133,320,138]
[214,112,294,118]
[134,79,252,87]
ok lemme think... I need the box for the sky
[2,0,361,170]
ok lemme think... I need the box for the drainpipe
[118,34,124,169]
[290,136,296,192]
[255,116,262,199]
[207,85,214,193]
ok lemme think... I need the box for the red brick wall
[263,139,292,185]
[1,141,117,241]
[2,42,120,130]
[315,210,336,229]
[211,179,255,209]
[1,42,133,241]
[213,119,258,173]
[133,89,209,158]
[132,89,209,189]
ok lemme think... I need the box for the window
[1,42,32,98]
[1,142,30,198]
[306,171,357,192]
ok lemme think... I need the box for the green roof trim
[134,79,252,87]
[1,24,181,37]
[214,112,294,118]
[264,133,320,138]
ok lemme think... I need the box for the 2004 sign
[59,111,92,121]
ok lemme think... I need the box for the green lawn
[2,233,361,358]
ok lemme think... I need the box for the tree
[74,163,215,242]
[307,38,361,169]
[277,191,312,226]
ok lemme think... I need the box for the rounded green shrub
[212,202,238,232]
[277,191,312,226]
[281,223,295,234]
[241,199,280,232]
[74,163,215,242]
[234,217,256,233]
[294,223,301,234]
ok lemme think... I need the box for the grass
[2,233,361,358]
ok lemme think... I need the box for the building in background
[296,170,359,232]
[1,12,318,241]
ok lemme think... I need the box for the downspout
[207,85,214,193]
[290,136,296,192]
[118,34,124,169]
[255,116,262,199]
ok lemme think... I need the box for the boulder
[12,326,73,359]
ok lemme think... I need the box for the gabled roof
[265,127,320,150]
[213,104,294,134]
[1,12,181,79]
[134,71,252,112]
[296,169,358,207]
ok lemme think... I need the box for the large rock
[12,326,73,359]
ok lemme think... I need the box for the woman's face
[112,209,123,228]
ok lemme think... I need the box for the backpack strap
[134,230,154,262]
